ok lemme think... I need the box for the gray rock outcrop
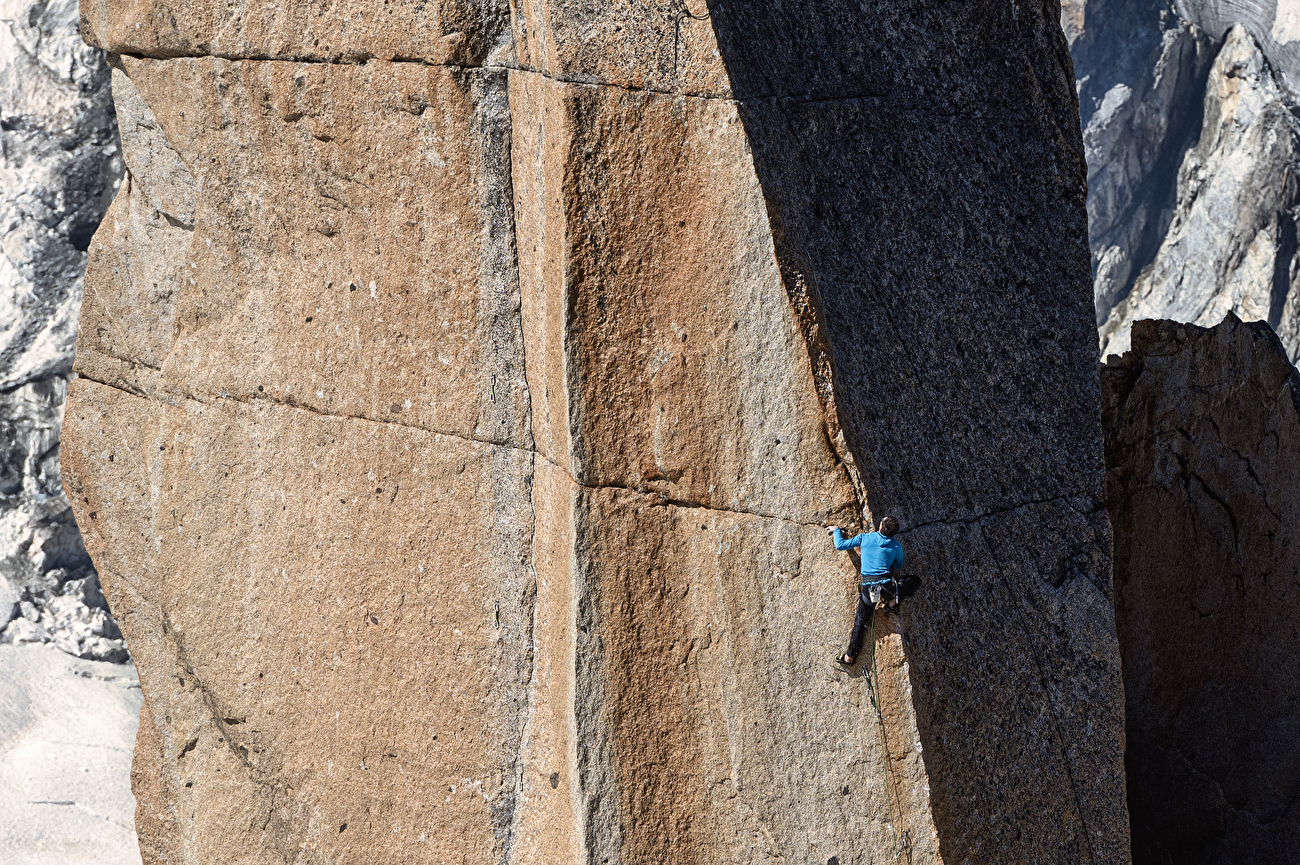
[1068,2,1300,362]
[0,3,139,860]
[1099,24,1300,360]
[1103,314,1300,863]
[1067,0,1215,326]
[0,0,126,661]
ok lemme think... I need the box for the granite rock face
[1068,2,1300,362]
[1102,315,1300,864]
[0,0,127,662]
[1067,0,1214,326]
[1098,24,1300,360]
[65,2,1129,862]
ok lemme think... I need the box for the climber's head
[878,515,899,537]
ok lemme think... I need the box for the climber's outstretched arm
[826,525,863,551]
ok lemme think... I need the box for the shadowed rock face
[712,4,1127,862]
[63,1,1129,862]
[1103,315,1300,864]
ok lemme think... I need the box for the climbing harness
[861,574,922,608]
[861,577,894,606]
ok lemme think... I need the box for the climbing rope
[672,1,710,79]
[865,603,912,861]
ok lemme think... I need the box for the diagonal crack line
[896,492,1098,536]
[111,49,738,101]
[159,613,309,854]
[535,450,833,531]
[162,610,305,855]
[74,368,535,455]
[163,611,282,790]
[76,371,836,530]
[95,562,156,618]
[585,480,830,529]
[113,48,995,114]
[1204,416,1282,522]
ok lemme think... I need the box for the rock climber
[828,515,903,667]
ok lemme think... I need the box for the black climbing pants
[846,591,874,660]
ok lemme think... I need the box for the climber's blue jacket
[834,529,904,578]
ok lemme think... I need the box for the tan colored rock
[79,0,514,67]
[1103,314,1300,863]
[83,55,529,449]
[65,383,537,862]
[65,1,1131,862]
[509,68,854,517]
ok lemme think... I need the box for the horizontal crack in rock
[897,492,1097,536]
[77,371,832,529]
[113,50,994,114]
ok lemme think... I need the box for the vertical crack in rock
[763,209,950,861]
[766,222,871,517]
[465,60,537,863]
[570,495,620,865]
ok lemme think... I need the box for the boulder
[63,2,1130,862]
[1103,314,1300,863]
[0,566,129,662]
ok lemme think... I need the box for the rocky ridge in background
[1103,315,1300,863]
[63,0,1128,862]
[1068,0,1300,362]
[0,0,140,860]
[0,0,126,661]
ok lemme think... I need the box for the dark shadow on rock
[1104,316,1300,864]
[708,2,1130,862]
